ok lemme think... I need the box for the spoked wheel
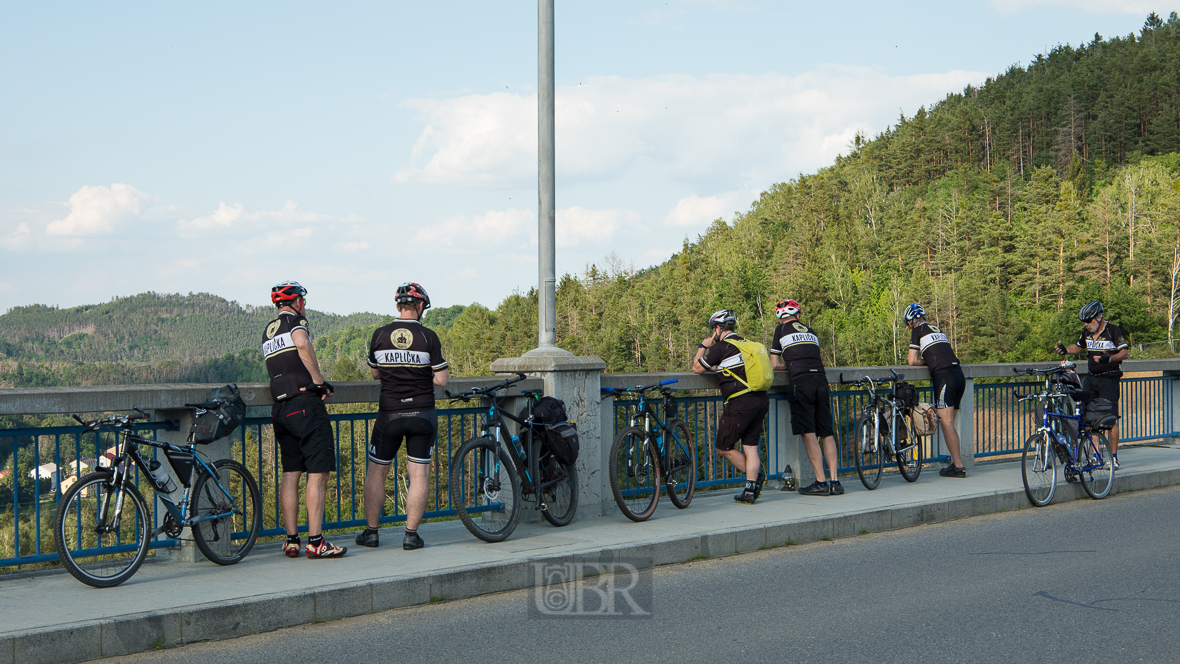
[539,457,578,527]
[191,459,262,565]
[1078,431,1115,500]
[664,419,697,509]
[1021,432,1057,507]
[854,413,883,490]
[450,437,522,542]
[895,414,923,482]
[53,472,152,588]
[610,427,660,521]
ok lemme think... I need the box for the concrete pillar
[489,355,606,521]
[769,394,810,489]
[155,408,232,562]
[599,392,617,515]
[954,378,976,473]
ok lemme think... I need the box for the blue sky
[1,1,1176,315]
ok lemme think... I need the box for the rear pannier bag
[1083,398,1118,431]
[519,396,580,466]
[189,383,247,444]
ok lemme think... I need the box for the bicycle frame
[853,375,918,458]
[472,391,562,512]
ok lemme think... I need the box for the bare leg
[742,444,761,480]
[405,462,431,531]
[802,433,826,481]
[937,407,964,468]
[821,435,839,482]
[363,462,392,528]
[719,448,747,476]
[280,471,303,536]
[1110,423,1119,455]
[305,472,329,537]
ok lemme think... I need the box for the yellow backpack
[720,337,774,401]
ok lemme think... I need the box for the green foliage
[422,305,465,330]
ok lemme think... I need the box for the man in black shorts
[692,309,770,504]
[1055,300,1128,469]
[904,303,968,478]
[355,283,449,550]
[264,281,346,559]
[770,299,842,496]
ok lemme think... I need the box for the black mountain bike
[53,407,261,588]
[840,369,924,489]
[446,373,578,542]
[601,378,698,522]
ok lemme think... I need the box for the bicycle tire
[450,437,522,542]
[1021,432,1056,507]
[896,413,923,482]
[191,459,262,565]
[664,419,697,509]
[610,426,660,521]
[854,413,883,490]
[53,472,152,588]
[1079,431,1114,500]
[540,458,578,527]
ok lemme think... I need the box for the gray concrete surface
[1,442,1178,664]
[107,483,1180,664]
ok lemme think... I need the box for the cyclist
[691,309,769,504]
[356,283,449,551]
[263,281,346,559]
[904,303,968,478]
[770,299,842,496]
[1055,300,1128,469]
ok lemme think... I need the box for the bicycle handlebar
[601,378,679,398]
[72,407,149,430]
[444,372,528,402]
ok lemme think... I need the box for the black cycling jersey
[263,311,314,402]
[368,319,448,412]
[909,322,960,375]
[699,333,749,400]
[770,320,827,382]
[1078,322,1128,377]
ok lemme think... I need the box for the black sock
[309,535,323,546]
[287,533,300,543]
[364,527,378,535]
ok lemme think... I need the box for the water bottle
[781,464,798,491]
[148,459,177,494]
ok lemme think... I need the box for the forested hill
[316,13,1180,379]
[0,292,382,363]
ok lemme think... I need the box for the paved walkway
[4,442,1180,664]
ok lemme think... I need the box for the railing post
[489,355,607,522]
[958,377,976,473]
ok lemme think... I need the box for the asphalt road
[111,485,1180,664]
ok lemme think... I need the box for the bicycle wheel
[191,459,262,565]
[1079,431,1114,500]
[664,419,697,508]
[540,457,578,527]
[854,413,883,490]
[450,437,522,542]
[53,472,151,588]
[1021,432,1056,507]
[896,413,923,482]
[610,427,660,521]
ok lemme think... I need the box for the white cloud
[556,207,641,248]
[0,222,30,250]
[339,240,370,251]
[46,184,149,236]
[663,191,752,228]
[989,0,1178,13]
[392,66,987,190]
[178,200,326,235]
[0,281,17,294]
[415,208,533,247]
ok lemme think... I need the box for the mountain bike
[840,369,923,489]
[600,378,698,522]
[53,407,261,588]
[446,373,577,542]
[1013,363,1116,506]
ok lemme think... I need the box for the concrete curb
[4,466,1178,664]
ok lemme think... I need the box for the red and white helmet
[396,282,431,311]
[775,299,801,320]
[271,281,307,305]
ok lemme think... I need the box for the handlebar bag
[189,384,247,444]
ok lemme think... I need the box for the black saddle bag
[189,384,247,444]
[1082,398,1118,432]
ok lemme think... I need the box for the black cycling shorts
[715,393,770,452]
[369,409,437,466]
[1083,374,1121,416]
[785,378,835,437]
[932,365,966,410]
[272,395,336,474]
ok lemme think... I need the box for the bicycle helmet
[1079,300,1104,323]
[903,303,926,323]
[271,281,307,306]
[775,299,801,320]
[707,309,737,329]
[396,282,431,312]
